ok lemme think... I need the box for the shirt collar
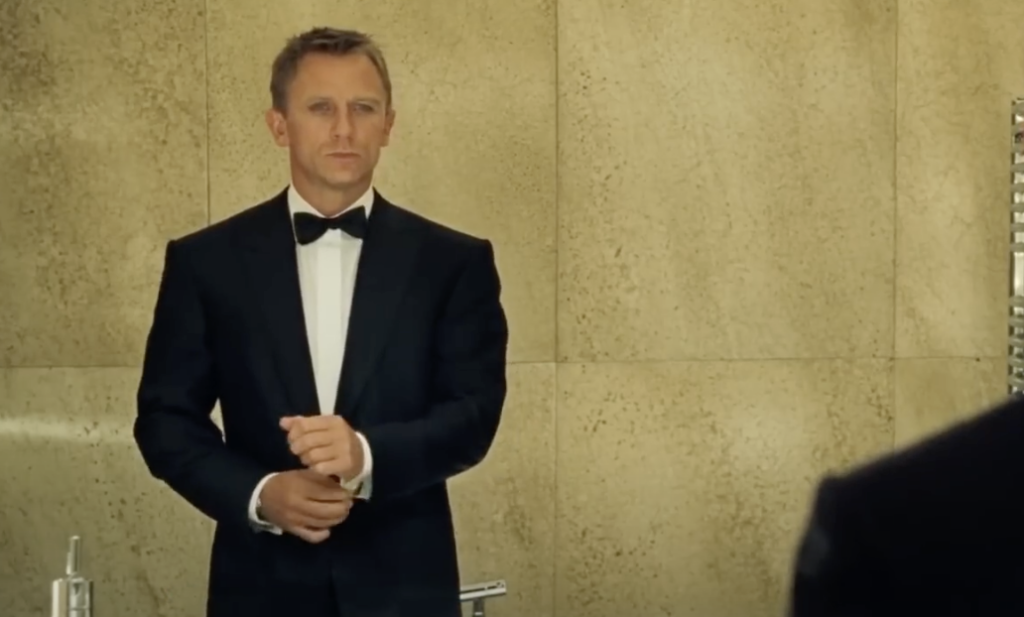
[286,183,375,243]
[287,183,374,218]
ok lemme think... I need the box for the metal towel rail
[459,579,508,616]
[48,535,507,616]
[1009,97,1024,394]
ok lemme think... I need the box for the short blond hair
[269,27,392,111]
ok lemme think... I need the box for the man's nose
[331,109,355,139]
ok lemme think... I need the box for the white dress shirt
[247,183,375,533]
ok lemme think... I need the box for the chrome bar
[459,580,508,617]
[1009,97,1024,394]
[45,540,499,617]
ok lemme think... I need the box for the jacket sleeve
[134,239,270,528]
[359,240,509,502]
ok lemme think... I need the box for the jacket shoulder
[815,393,1024,535]
[385,200,495,255]
[839,394,1024,489]
[169,191,285,253]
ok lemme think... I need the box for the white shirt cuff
[345,432,373,500]
[247,472,282,534]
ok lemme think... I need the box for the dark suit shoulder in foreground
[788,394,1024,617]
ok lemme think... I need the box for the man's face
[266,52,395,195]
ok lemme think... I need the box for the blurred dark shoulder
[835,393,1024,511]
[789,393,1024,617]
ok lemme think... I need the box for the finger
[296,468,351,490]
[298,414,350,429]
[299,446,338,468]
[298,507,351,528]
[285,415,336,436]
[291,526,330,544]
[296,452,347,477]
[279,415,317,431]
[295,481,353,506]
[290,432,334,457]
[311,459,349,478]
[308,484,353,502]
[301,470,353,491]
[296,468,344,485]
[279,416,315,440]
[294,512,349,530]
[294,499,352,525]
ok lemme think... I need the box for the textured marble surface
[3,0,1022,615]
[554,359,894,617]
[0,0,209,368]
[204,0,557,364]
[557,0,897,362]
[0,368,213,617]
[894,357,1008,447]
[895,0,1024,358]
[449,363,556,617]
[0,364,554,617]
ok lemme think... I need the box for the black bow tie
[293,207,368,245]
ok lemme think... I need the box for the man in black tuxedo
[133,27,508,617]
[786,393,1024,617]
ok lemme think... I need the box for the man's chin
[320,173,372,193]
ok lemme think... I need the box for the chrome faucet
[51,535,92,617]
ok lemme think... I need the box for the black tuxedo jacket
[133,188,509,617]
[787,394,1024,617]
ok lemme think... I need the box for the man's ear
[381,107,396,146]
[265,107,289,147]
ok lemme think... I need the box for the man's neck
[291,177,371,217]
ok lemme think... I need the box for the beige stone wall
[1,1,1022,615]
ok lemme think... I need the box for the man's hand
[257,469,353,543]
[281,415,365,481]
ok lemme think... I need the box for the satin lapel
[234,190,319,416]
[336,192,423,418]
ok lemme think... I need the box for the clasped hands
[257,414,365,544]
[280,414,365,481]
